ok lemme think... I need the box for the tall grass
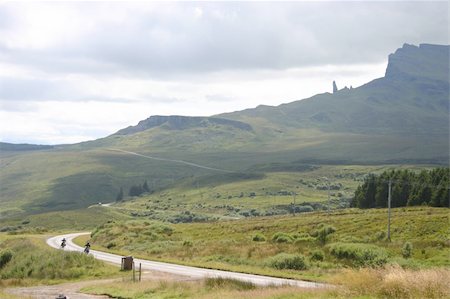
[0,238,117,284]
[332,265,450,299]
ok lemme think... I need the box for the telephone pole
[387,179,392,242]
[292,192,296,216]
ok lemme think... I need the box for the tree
[143,180,150,193]
[129,185,143,197]
[116,187,124,202]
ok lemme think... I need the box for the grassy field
[80,207,449,283]
[0,206,131,232]
[111,164,433,222]
[0,234,119,288]
[80,266,450,299]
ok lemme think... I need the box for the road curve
[47,233,325,288]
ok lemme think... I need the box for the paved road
[106,148,233,173]
[47,233,325,288]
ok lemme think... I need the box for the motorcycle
[61,239,66,249]
[83,242,91,254]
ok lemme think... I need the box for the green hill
[0,43,448,217]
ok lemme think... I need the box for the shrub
[0,250,12,268]
[252,233,266,242]
[317,225,336,244]
[182,240,193,247]
[402,241,413,259]
[293,232,315,243]
[310,250,325,261]
[328,242,388,267]
[268,253,309,270]
[272,232,294,243]
[106,242,116,249]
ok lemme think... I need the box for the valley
[0,42,449,299]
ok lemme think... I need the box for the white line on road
[47,233,326,288]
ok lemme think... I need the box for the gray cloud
[0,2,447,78]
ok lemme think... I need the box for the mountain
[220,43,449,136]
[0,43,448,217]
[0,142,54,151]
[114,115,252,135]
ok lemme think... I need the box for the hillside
[220,43,448,140]
[0,43,448,217]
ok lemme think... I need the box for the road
[47,233,325,288]
[106,148,233,173]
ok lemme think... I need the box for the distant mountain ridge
[219,43,449,136]
[114,115,253,135]
[0,142,53,151]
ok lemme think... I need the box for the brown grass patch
[332,265,450,299]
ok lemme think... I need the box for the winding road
[47,233,325,288]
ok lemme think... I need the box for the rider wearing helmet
[84,241,91,253]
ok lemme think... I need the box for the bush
[316,225,336,244]
[310,250,325,261]
[272,232,294,243]
[328,242,388,267]
[252,233,266,242]
[268,253,309,270]
[182,240,193,247]
[0,250,13,268]
[293,232,315,243]
[402,242,413,259]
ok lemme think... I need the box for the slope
[0,43,448,217]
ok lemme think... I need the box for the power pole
[326,178,330,212]
[387,179,392,242]
[293,192,296,216]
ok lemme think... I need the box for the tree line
[351,168,449,209]
[116,180,151,201]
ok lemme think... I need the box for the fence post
[139,263,142,282]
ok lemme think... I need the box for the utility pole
[292,192,296,216]
[323,177,330,212]
[387,179,392,242]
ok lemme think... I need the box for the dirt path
[5,270,197,299]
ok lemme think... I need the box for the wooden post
[139,263,142,282]
[132,262,136,282]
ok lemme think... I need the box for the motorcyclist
[84,241,91,254]
[61,238,66,249]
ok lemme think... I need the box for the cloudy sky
[0,1,448,145]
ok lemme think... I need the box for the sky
[0,1,448,145]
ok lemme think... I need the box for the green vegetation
[267,253,309,270]
[353,168,449,208]
[84,207,449,282]
[0,206,130,232]
[81,267,450,299]
[328,243,388,267]
[0,236,117,286]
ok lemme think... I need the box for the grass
[81,267,450,299]
[112,164,434,222]
[0,234,119,287]
[0,206,130,232]
[80,207,448,282]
